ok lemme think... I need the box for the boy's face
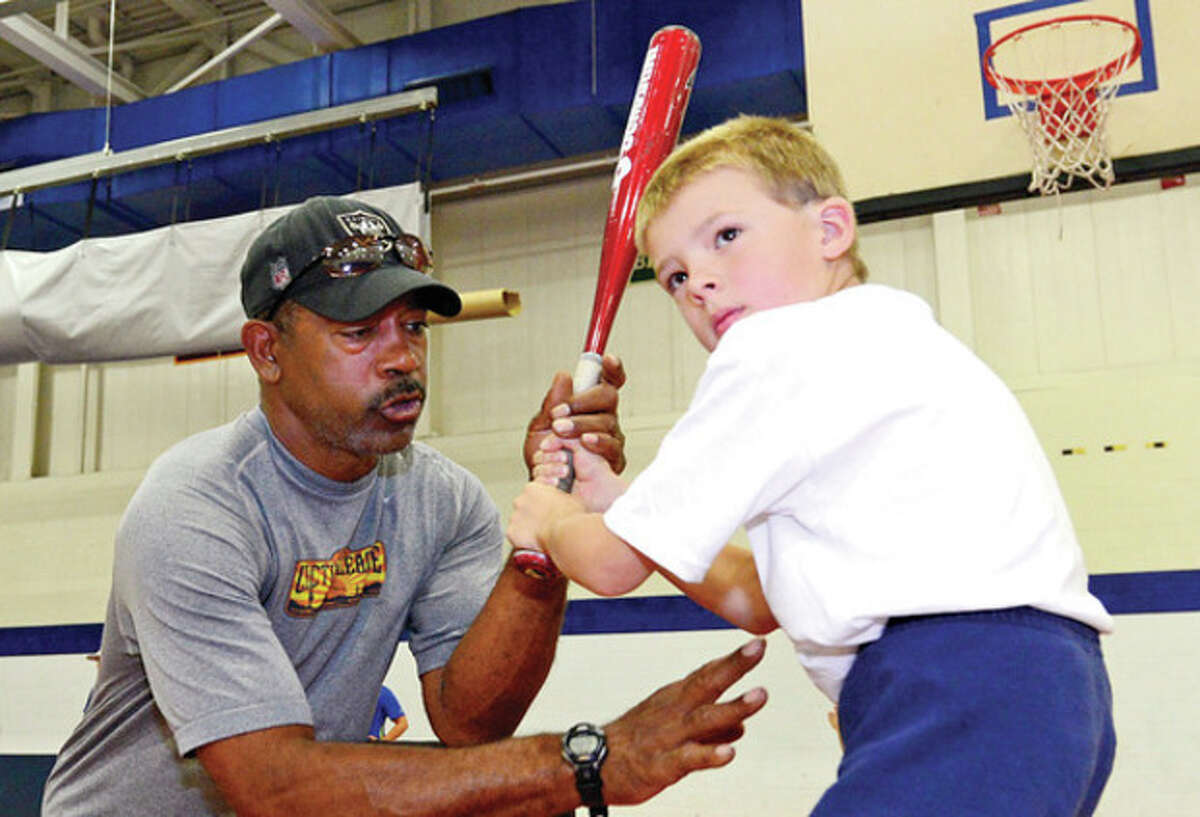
[645,166,853,352]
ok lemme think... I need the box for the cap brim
[291,264,462,322]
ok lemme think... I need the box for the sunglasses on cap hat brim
[263,231,439,321]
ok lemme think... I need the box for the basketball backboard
[804,0,1190,201]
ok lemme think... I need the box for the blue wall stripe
[563,595,730,635]
[2,570,1197,656]
[0,623,102,657]
[1088,570,1200,615]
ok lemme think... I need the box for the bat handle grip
[513,353,606,580]
[512,549,561,580]
[571,352,604,394]
[555,448,576,493]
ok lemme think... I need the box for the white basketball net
[985,16,1141,196]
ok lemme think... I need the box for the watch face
[567,731,603,761]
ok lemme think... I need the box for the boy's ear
[816,197,856,261]
[241,319,283,383]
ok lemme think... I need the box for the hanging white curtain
[0,183,424,365]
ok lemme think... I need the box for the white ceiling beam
[53,0,67,37]
[166,12,285,94]
[156,0,303,65]
[149,41,211,96]
[0,12,142,102]
[147,0,307,71]
[155,0,222,23]
[263,0,359,51]
[243,36,305,66]
[0,0,61,19]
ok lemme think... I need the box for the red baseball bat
[514,25,701,580]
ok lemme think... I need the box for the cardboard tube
[174,289,522,364]
[429,288,521,324]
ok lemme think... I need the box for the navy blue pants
[812,607,1115,817]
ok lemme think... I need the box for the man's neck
[260,399,380,482]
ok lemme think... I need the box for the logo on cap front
[269,256,292,290]
[336,210,390,238]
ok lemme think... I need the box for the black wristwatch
[561,722,608,817]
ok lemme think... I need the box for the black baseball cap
[240,196,462,322]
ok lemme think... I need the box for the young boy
[507,115,1116,816]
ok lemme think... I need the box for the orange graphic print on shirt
[287,542,387,617]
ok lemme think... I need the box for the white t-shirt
[605,284,1112,701]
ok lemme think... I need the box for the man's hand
[195,641,767,817]
[524,355,626,477]
[602,638,769,806]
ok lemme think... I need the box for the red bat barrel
[513,26,701,581]
[572,25,702,392]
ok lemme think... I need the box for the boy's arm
[657,545,778,635]
[509,484,652,596]
[548,517,776,635]
[509,484,778,634]
[548,510,655,596]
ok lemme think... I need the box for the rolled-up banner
[428,288,522,325]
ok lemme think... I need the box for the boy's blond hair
[635,115,869,282]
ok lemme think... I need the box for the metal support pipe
[165,12,285,94]
[0,86,438,198]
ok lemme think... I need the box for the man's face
[273,296,429,480]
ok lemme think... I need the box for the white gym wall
[1,1,1197,814]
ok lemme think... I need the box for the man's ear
[241,319,282,383]
[817,197,857,261]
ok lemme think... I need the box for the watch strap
[562,722,608,817]
[573,765,606,816]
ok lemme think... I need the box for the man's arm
[420,557,569,745]
[196,639,768,817]
[419,358,628,745]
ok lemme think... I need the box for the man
[41,196,767,817]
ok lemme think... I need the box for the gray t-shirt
[42,408,503,816]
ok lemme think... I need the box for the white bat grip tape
[572,352,604,394]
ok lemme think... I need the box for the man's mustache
[368,377,426,411]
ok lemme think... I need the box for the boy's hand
[507,482,586,553]
[523,355,627,478]
[533,437,628,513]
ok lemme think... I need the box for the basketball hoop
[983,14,1141,196]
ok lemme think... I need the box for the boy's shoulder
[732,284,931,342]
[816,283,930,317]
